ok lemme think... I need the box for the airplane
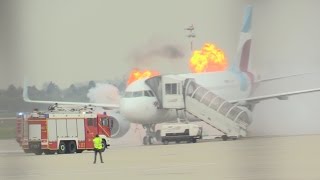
[23,6,320,145]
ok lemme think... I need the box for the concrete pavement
[1,135,320,180]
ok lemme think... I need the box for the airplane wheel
[163,140,169,145]
[155,130,161,142]
[143,136,148,145]
[221,135,228,141]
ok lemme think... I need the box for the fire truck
[18,105,112,155]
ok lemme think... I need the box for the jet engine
[107,110,131,138]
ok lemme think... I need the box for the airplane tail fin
[230,5,253,73]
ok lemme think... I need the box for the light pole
[185,24,196,51]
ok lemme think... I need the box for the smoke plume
[87,83,120,104]
[132,42,185,65]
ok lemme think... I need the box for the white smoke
[87,83,145,146]
[87,83,120,104]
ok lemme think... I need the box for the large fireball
[189,43,228,73]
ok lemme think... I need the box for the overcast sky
[1,0,320,135]
[1,0,253,88]
[1,0,320,87]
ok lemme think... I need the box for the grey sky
[1,0,252,88]
[1,0,319,88]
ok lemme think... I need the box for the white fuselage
[120,71,253,125]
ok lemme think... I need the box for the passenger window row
[124,90,155,98]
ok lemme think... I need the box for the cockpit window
[124,90,155,98]
[133,91,143,97]
[144,90,155,97]
[124,92,133,98]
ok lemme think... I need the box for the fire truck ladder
[47,103,95,113]
[183,80,252,139]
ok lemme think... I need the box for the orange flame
[189,43,228,73]
[127,69,160,85]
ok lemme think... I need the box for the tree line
[0,78,127,115]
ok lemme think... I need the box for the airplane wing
[254,72,313,83]
[23,97,120,109]
[23,83,119,109]
[229,87,320,104]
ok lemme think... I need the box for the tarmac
[1,135,320,180]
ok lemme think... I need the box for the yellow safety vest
[93,137,103,150]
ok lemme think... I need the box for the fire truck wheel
[23,149,32,153]
[67,141,77,153]
[58,141,67,154]
[34,150,43,155]
[101,140,107,152]
[44,150,56,155]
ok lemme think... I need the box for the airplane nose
[120,98,157,123]
[119,100,137,119]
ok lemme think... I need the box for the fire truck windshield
[101,117,109,127]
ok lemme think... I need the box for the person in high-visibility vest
[93,134,104,164]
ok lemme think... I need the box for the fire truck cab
[25,105,112,155]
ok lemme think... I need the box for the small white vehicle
[160,123,202,145]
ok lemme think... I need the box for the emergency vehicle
[20,105,112,155]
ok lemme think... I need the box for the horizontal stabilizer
[230,87,320,104]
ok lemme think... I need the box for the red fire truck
[19,105,112,155]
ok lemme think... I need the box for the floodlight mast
[185,24,196,51]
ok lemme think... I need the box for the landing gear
[221,135,238,141]
[143,136,152,145]
[142,124,159,145]
[221,135,228,141]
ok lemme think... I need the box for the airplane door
[85,118,98,149]
[162,76,185,109]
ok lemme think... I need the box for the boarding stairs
[145,76,252,139]
[183,80,252,139]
